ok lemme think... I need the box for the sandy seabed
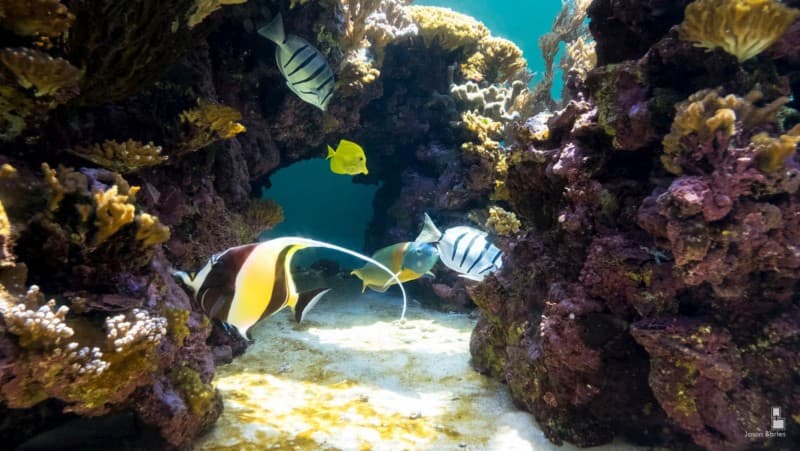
[195,282,650,451]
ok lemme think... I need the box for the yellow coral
[135,213,170,247]
[172,365,216,415]
[92,185,138,246]
[244,198,284,230]
[186,0,247,29]
[407,6,489,51]
[178,100,246,155]
[752,124,800,173]
[679,0,800,62]
[563,36,597,80]
[0,0,75,37]
[461,36,527,83]
[661,89,790,174]
[486,206,520,237]
[340,0,383,51]
[70,139,168,173]
[462,110,503,147]
[0,47,82,97]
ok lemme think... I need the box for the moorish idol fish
[327,139,368,176]
[173,237,407,339]
[414,213,503,282]
[351,241,439,293]
[258,13,335,111]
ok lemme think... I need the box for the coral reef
[187,0,246,29]
[69,139,168,174]
[177,101,246,156]
[407,6,489,52]
[468,1,800,449]
[679,0,800,62]
[0,0,75,37]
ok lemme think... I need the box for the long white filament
[286,237,408,321]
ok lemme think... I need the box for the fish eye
[359,156,364,161]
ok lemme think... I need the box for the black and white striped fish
[414,213,503,282]
[258,13,335,111]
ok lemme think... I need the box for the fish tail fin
[326,145,335,159]
[257,13,285,45]
[284,237,408,320]
[458,273,485,282]
[293,288,331,322]
[414,213,442,243]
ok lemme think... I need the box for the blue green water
[416,0,563,82]
[262,1,563,263]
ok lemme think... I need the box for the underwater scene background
[1,0,799,450]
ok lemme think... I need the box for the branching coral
[0,0,75,37]
[1,287,167,413]
[69,139,168,174]
[337,0,418,95]
[562,36,597,82]
[363,0,418,64]
[679,0,800,62]
[751,125,800,173]
[186,0,246,29]
[661,88,790,175]
[407,5,489,51]
[340,0,383,51]
[92,184,138,247]
[532,0,592,110]
[135,213,170,247]
[0,48,82,98]
[178,100,246,156]
[486,206,521,236]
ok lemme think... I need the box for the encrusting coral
[679,0,800,62]
[0,0,75,37]
[69,139,168,174]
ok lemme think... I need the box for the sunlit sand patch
[195,287,651,451]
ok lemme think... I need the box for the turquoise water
[262,1,563,262]
[416,0,563,81]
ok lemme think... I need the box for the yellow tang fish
[351,242,439,293]
[326,139,368,175]
[173,237,406,339]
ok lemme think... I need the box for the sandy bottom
[194,283,648,451]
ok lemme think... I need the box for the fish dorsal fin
[414,213,442,243]
[257,13,286,45]
[293,288,331,322]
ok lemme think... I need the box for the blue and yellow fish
[351,241,439,293]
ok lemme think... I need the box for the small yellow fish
[326,139,368,175]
